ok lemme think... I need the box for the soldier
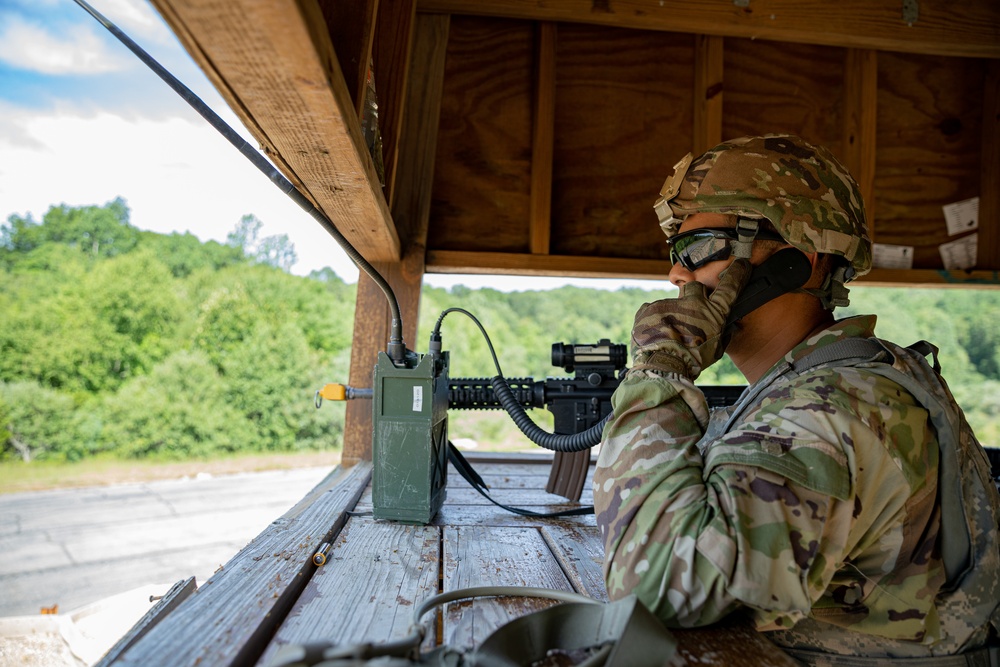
[593,134,1000,666]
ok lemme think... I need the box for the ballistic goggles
[667,226,786,271]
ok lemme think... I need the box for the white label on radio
[412,385,423,412]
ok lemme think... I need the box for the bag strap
[266,589,676,667]
[448,442,595,518]
[718,337,890,434]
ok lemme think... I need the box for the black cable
[72,0,406,363]
[433,308,610,452]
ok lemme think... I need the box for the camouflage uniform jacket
[593,314,1000,658]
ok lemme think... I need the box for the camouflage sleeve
[593,367,926,632]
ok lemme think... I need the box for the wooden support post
[842,48,878,241]
[693,35,723,155]
[530,22,557,255]
[342,14,452,465]
[979,59,1000,271]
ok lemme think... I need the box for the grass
[0,412,560,495]
[0,450,342,495]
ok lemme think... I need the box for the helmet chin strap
[798,264,856,310]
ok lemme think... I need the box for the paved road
[0,467,332,618]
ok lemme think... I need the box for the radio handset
[724,248,813,329]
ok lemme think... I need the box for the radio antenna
[72,0,407,363]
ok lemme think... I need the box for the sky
[0,0,663,292]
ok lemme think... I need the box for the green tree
[138,230,246,277]
[0,382,86,461]
[1,197,137,261]
[97,351,257,459]
[0,250,186,394]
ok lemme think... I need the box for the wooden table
[97,454,796,667]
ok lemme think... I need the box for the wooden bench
[98,454,796,667]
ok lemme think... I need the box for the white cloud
[97,0,174,44]
[0,14,129,75]
[0,107,360,281]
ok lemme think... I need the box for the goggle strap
[732,218,758,260]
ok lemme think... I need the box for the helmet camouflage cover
[654,134,872,278]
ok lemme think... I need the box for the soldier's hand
[630,259,752,380]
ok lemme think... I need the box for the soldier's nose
[668,262,693,289]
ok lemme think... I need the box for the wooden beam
[374,0,418,207]
[418,0,1000,59]
[426,251,1000,287]
[842,49,878,241]
[149,0,400,262]
[530,22,557,254]
[343,14,451,465]
[979,59,1000,270]
[693,34,723,155]
[859,268,1000,288]
[426,249,673,279]
[317,0,379,117]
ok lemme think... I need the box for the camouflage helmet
[654,134,872,278]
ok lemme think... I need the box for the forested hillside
[1,200,998,463]
[0,200,355,462]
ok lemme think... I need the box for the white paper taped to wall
[939,233,978,271]
[873,243,915,270]
[942,196,979,236]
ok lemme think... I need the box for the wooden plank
[439,485,593,506]
[114,462,372,667]
[539,524,608,601]
[374,0,417,206]
[354,484,594,513]
[672,620,799,667]
[436,505,598,527]
[426,249,672,279]
[860,268,1000,288]
[873,51,986,268]
[549,25,693,259]
[257,518,440,666]
[149,0,400,262]
[693,35,724,155]
[442,525,575,650]
[530,22,556,255]
[723,38,844,150]
[95,577,197,667]
[842,49,878,240]
[316,0,378,117]
[417,0,1000,59]
[343,14,451,464]
[980,60,1000,270]
[428,17,534,254]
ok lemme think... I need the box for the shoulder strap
[719,336,980,590]
[717,337,890,434]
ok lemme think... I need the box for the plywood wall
[426,16,997,285]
